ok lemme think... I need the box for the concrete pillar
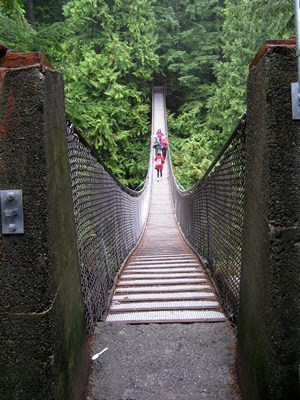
[0,52,89,399]
[237,42,300,400]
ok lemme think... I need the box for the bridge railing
[66,122,152,334]
[169,116,246,324]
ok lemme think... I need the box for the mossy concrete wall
[0,65,89,399]
[237,46,300,399]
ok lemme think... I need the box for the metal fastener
[0,189,24,234]
[8,224,17,232]
[7,192,15,201]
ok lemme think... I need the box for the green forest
[0,0,294,188]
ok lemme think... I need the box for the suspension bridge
[0,40,299,400]
[105,87,226,324]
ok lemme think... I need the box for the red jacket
[156,131,164,140]
[154,155,165,170]
[161,138,168,148]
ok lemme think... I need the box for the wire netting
[66,122,152,335]
[169,117,246,324]
[66,101,245,331]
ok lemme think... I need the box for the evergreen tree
[204,0,293,144]
[154,0,223,116]
[0,0,28,26]
[0,0,159,188]
[58,0,159,187]
[0,0,295,189]
[153,0,225,187]
[0,0,37,50]
[24,0,66,24]
[166,0,294,188]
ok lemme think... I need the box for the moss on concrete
[237,46,300,400]
[0,66,89,399]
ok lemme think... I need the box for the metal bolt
[8,224,16,232]
[7,192,15,201]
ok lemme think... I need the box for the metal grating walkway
[105,87,226,324]
[106,250,226,323]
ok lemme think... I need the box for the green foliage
[57,0,159,187]
[0,0,28,26]
[28,0,66,24]
[167,110,214,189]
[204,0,294,141]
[0,17,67,64]
[153,0,225,187]
[154,0,223,113]
[0,0,158,189]
[163,0,294,188]
[0,16,36,51]
[0,0,295,190]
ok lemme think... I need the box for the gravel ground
[87,322,242,400]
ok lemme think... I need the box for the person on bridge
[160,137,168,158]
[153,136,161,155]
[154,151,165,182]
[156,129,164,140]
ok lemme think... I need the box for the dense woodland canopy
[0,0,294,188]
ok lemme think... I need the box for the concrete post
[237,43,300,400]
[0,52,89,399]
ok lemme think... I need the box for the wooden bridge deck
[105,162,226,323]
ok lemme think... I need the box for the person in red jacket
[160,137,168,158]
[154,151,165,182]
[156,129,164,140]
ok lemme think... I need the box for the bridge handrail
[169,115,246,324]
[67,120,149,196]
[66,121,152,334]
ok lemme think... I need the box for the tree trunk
[25,0,35,24]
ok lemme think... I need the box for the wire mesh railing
[66,121,152,335]
[169,116,246,324]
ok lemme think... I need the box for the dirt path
[88,322,242,400]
